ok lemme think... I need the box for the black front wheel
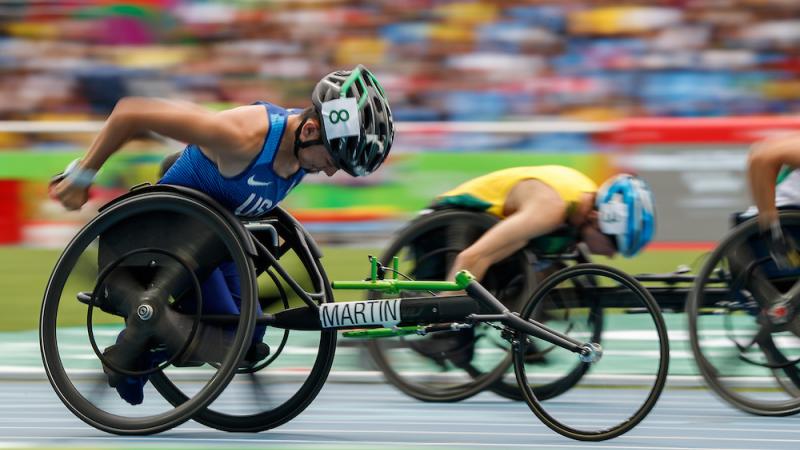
[514,264,669,441]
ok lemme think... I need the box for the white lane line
[320,423,800,434]
[1,425,799,444]
[0,435,783,450]
[1,415,793,430]
[0,404,775,422]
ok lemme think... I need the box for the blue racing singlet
[159,102,305,217]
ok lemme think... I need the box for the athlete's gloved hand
[765,220,800,270]
[49,158,95,211]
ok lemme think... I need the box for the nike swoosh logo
[247,176,272,187]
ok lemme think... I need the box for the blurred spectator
[1,0,800,140]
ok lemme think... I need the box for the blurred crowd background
[2,0,800,129]
[1,0,800,247]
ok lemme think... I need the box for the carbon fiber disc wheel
[40,188,257,435]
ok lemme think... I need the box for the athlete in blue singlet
[50,65,395,404]
[159,102,305,216]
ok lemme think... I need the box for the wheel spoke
[149,260,194,300]
[101,267,147,317]
[152,307,231,366]
[748,271,783,306]
[785,278,800,303]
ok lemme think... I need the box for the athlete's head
[293,108,339,176]
[297,64,394,177]
[592,174,656,257]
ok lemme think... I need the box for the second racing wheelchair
[374,204,800,418]
[363,203,707,406]
[364,207,604,402]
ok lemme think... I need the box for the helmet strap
[293,117,324,160]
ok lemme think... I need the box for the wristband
[64,159,97,188]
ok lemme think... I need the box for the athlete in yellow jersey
[432,165,656,281]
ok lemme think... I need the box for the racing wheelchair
[687,209,800,416]
[40,185,669,441]
[373,206,800,417]
[364,207,678,404]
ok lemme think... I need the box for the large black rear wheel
[40,187,257,435]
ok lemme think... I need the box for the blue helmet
[595,174,656,257]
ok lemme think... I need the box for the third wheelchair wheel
[514,264,669,441]
[150,207,337,432]
[365,209,534,402]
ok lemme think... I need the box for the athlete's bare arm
[51,97,267,210]
[748,133,800,228]
[446,179,567,281]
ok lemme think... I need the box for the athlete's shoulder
[213,105,273,153]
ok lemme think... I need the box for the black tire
[687,211,800,416]
[151,207,337,432]
[514,264,669,441]
[365,210,533,401]
[40,188,257,435]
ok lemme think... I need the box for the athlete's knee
[159,151,182,178]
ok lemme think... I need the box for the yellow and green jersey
[432,165,598,255]
[434,165,598,219]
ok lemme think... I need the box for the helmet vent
[378,122,387,140]
[363,105,373,130]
